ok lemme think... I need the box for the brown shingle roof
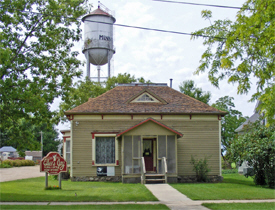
[65,85,226,115]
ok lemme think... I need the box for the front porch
[118,118,183,184]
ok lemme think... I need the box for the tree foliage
[179,80,211,104]
[192,0,275,125]
[212,96,247,161]
[58,73,151,123]
[1,119,60,156]
[229,122,275,188]
[33,123,61,157]
[0,0,89,149]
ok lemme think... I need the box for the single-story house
[62,83,226,183]
[0,146,19,160]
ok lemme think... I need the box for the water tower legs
[108,50,111,78]
[97,66,101,83]
[86,51,90,79]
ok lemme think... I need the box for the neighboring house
[235,101,270,174]
[235,101,265,135]
[0,146,19,160]
[60,130,71,165]
[62,83,226,183]
[25,151,42,161]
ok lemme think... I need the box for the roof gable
[116,118,183,137]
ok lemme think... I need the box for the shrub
[12,160,22,167]
[0,163,12,168]
[230,122,275,188]
[2,160,13,166]
[1,159,35,167]
[190,155,211,182]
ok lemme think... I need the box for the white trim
[92,134,118,167]
[70,121,73,176]
[65,140,71,166]
[131,92,160,103]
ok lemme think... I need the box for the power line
[1,8,227,40]
[152,0,251,10]
[87,19,226,40]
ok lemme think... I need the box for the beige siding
[72,120,141,177]
[71,116,220,177]
[125,121,175,136]
[171,121,220,176]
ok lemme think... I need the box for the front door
[143,139,154,171]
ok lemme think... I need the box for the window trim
[131,93,160,103]
[92,134,119,166]
[65,140,71,165]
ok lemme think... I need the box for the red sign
[40,152,67,175]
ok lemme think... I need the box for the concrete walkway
[145,184,275,209]
[0,165,44,182]
[146,184,210,210]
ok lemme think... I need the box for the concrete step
[145,174,164,177]
[146,179,165,181]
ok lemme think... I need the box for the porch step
[145,174,166,184]
[145,174,164,177]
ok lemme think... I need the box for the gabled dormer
[126,88,167,104]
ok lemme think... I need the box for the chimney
[170,79,173,88]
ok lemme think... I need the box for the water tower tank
[82,6,116,66]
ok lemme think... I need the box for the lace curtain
[96,137,115,164]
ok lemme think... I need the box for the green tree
[179,80,211,104]
[230,122,275,188]
[1,119,60,157]
[58,73,151,123]
[212,96,247,165]
[0,0,89,149]
[191,0,275,125]
[33,123,61,157]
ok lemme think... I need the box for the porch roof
[116,118,183,138]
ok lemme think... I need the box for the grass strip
[202,202,275,210]
[0,204,169,210]
[171,174,275,200]
[0,177,157,202]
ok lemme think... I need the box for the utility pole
[40,131,43,158]
[40,131,47,188]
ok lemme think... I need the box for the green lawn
[203,202,275,210]
[0,177,157,202]
[171,173,275,200]
[0,204,169,210]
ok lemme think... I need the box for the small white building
[0,146,19,160]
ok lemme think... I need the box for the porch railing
[141,157,146,184]
[161,157,168,183]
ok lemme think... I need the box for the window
[131,92,160,103]
[66,141,70,164]
[137,94,154,101]
[95,137,115,164]
[124,135,141,174]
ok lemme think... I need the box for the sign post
[40,152,67,189]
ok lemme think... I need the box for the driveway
[0,165,45,182]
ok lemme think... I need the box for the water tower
[82,2,116,82]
